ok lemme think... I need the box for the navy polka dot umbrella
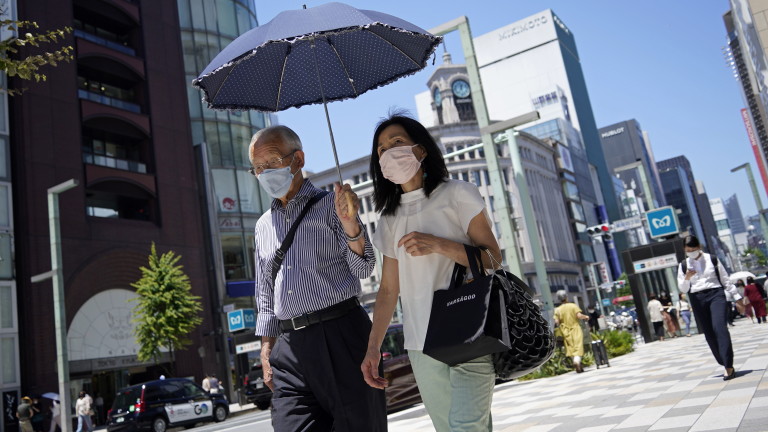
[193,2,441,184]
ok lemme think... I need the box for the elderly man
[249,126,387,431]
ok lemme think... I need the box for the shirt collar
[270,178,322,212]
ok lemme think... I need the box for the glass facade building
[178,0,271,296]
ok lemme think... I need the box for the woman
[734,279,753,322]
[647,294,665,342]
[744,276,766,323]
[659,292,680,338]
[360,114,501,432]
[677,235,738,380]
[678,293,693,336]
[554,291,589,372]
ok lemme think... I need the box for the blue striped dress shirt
[253,179,375,338]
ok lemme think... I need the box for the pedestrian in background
[48,400,61,432]
[678,235,737,380]
[647,294,665,342]
[554,290,590,373]
[745,276,767,323]
[16,396,34,432]
[678,293,693,336]
[75,391,93,432]
[735,280,753,322]
[201,374,210,393]
[250,126,386,432]
[361,114,502,432]
[659,292,680,338]
[587,305,602,333]
[208,374,220,394]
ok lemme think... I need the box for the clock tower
[426,52,476,126]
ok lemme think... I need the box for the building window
[716,219,730,231]
[1,336,17,385]
[86,190,153,221]
[222,235,246,280]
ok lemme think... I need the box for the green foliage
[616,273,633,306]
[742,248,768,267]
[131,243,203,375]
[593,329,635,357]
[0,20,73,95]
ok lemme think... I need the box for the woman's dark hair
[370,113,448,215]
[747,276,755,285]
[684,235,700,248]
[649,294,657,300]
[736,279,745,286]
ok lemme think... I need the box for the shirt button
[287,290,293,294]
[287,265,292,269]
[286,217,290,222]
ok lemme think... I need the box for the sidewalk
[388,319,768,432]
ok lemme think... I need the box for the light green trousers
[408,350,495,432]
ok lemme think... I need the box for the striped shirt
[253,179,375,338]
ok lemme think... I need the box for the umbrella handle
[346,194,355,218]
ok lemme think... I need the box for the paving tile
[648,414,700,430]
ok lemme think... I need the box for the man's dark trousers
[270,305,387,431]
[689,288,734,369]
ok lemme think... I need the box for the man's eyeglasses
[248,150,297,176]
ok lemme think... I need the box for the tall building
[711,197,742,270]
[598,120,665,211]
[724,193,748,234]
[472,10,621,236]
[178,0,270,391]
[6,0,250,415]
[658,166,705,242]
[723,3,768,198]
[657,156,724,258]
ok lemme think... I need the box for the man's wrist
[345,223,364,242]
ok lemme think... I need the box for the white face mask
[686,250,700,259]
[257,154,298,198]
[379,145,423,184]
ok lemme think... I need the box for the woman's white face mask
[686,250,701,259]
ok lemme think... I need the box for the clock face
[433,87,442,107]
[452,79,471,98]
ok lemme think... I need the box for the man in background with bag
[554,290,590,373]
[249,126,386,432]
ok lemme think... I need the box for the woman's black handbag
[490,266,555,380]
[422,245,512,366]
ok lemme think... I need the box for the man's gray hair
[249,125,303,163]
[556,290,568,302]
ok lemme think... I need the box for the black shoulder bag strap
[270,191,329,287]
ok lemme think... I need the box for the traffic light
[586,224,612,240]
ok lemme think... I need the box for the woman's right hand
[685,269,696,281]
[361,346,389,389]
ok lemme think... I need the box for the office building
[724,193,748,234]
[4,0,264,416]
[723,3,768,198]
[658,165,705,242]
[472,9,621,237]
[711,197,746,270]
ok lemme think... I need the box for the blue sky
[251,1,761,219]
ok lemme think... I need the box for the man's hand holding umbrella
[335,183,365,253]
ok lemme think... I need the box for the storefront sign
[645,206,680,238]
[3,390,18,430]
[236,340,262,354]
[741,108,768,198]
[612,295,634,304]
[632,253,678,274]
[612,215,643,233]
[220,218,242,229]
[598,262,610,284]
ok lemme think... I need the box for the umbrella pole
[310,38,356,218]
[310,38,344,186]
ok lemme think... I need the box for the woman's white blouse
[373,179,490,350]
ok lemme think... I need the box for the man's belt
[279,297,360,332]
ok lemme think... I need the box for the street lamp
[31,178,78,432]
[429,17,553,316]
[731,163,768,255]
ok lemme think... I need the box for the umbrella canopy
[193,2,441,111]
[41,392,59,401]
[730,271,756,284]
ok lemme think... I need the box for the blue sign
[645,206,680,239]
[227,309,256,333]
[602,298,611,306]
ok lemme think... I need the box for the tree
[615,273,634,307]
[0,20,73,95]
[742,247,768,268]
[132,243,203,376]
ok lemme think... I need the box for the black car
[243,361,273,410]
[381,324,421,412]
[106,378,228,432]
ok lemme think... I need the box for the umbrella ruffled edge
[192,22,443,113]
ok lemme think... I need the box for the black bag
[489,259,555,380]
[422,245,512,366]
